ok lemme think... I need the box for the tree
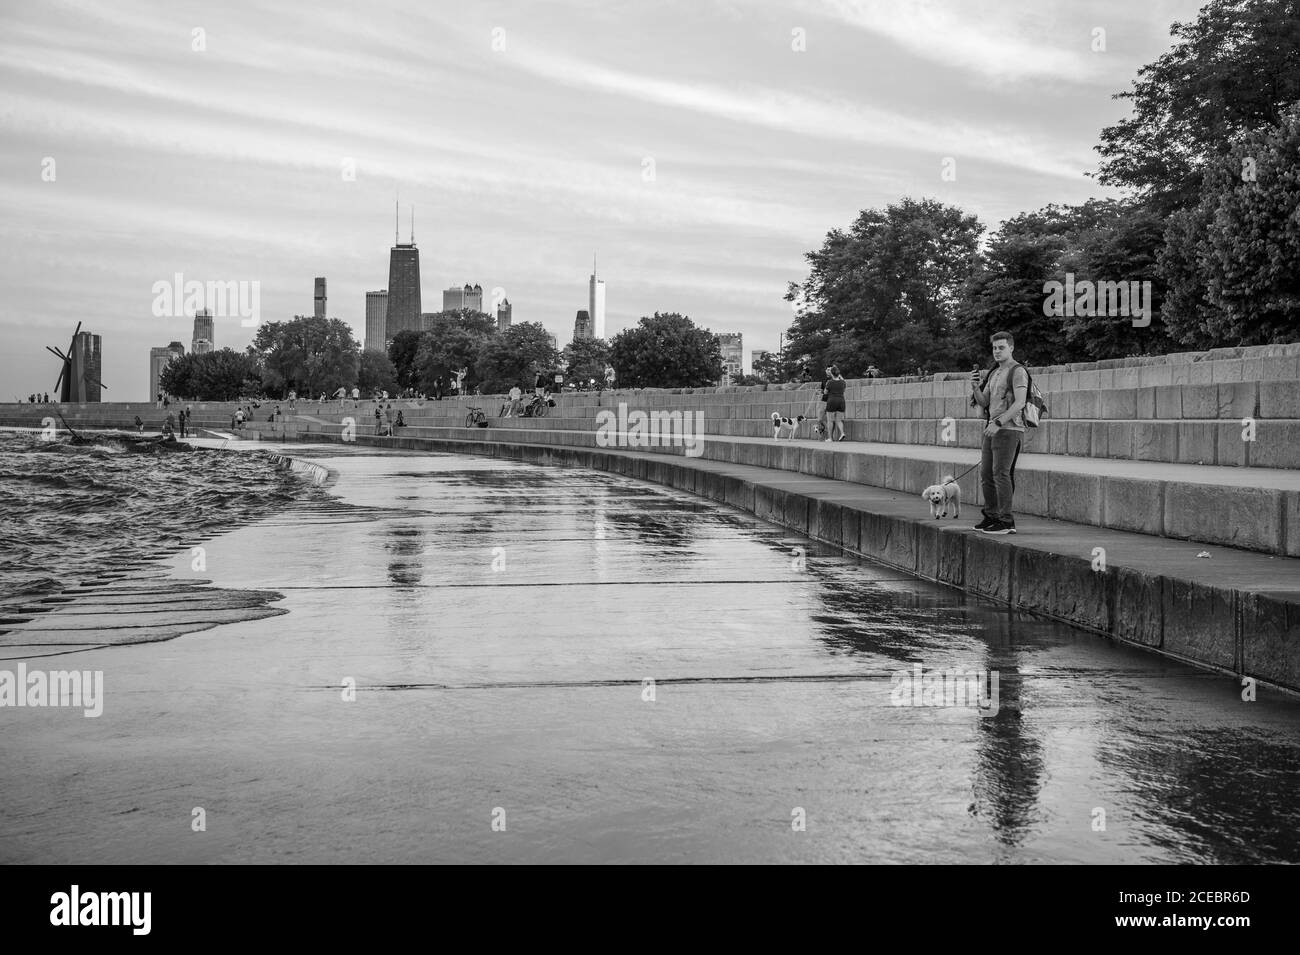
[608,312,723,388]
[358,349,399,395]
[159,349,263,401]
[955,200,1175,365]
[249,316,359,397]
[1158,106,1300,345]
[561,337,611,387]
[387,330,424,391]
[476,322,560,394]
[1095,0,1300,213]
[783,197,983,377]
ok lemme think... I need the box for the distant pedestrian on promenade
[506,385,522,416]
[335,386,347,410]
[604,363,616,390]
[134,415,143,432]
[351,386,360,409]
[824,366,847,442]
[156,392,163,409]
[288,390,296,411]
[433,376,444,400]
[43,393,49,403]
[166,410,176,435]
[177,409,187,438]
[971,330,1029,535]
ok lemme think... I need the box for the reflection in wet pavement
[3,448,1298,864]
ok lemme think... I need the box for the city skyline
[0,1,1205,399]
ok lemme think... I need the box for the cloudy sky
[1,0,1203,400]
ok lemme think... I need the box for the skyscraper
[366,291,389,352]
[588,255,606,339]
[149,341,185,401]
[386,207,421,337]
[497,298,512,332]
[572,309,592,343]
[314,277,327,320]
[443,283,484,313]
[192,309,214,355]
[717,332,743,383]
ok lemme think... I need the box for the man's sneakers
[973,513,995,531]
[981,518,1017,535]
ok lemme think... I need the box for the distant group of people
[26,393,51,403]
[373,403,406,436]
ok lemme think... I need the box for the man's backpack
[974,362,1049,428]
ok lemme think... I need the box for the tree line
[775,0,1300,380]
[159,310,727,400]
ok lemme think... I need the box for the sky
[0,0,1206,400]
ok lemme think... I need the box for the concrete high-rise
[496,298,512,332]
[588,257,606,339]
[717,332,743,383]
[386,208,421,337]
[572,309,592,343]
[192,309,214,355]
[314,277,327,320]
[443,283,484,313]
[365,291,389,352]
[149,341,185,401]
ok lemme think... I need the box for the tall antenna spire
[593,250,597,276]
[411,207,415,245]
[394,196,399,246]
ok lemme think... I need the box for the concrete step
[248,420,1300,557]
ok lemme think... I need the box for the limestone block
[1248,422,1300,469]
[1012,549,1112,633]
[1102,476,1164,535]
[1114,566,1163,647]
[1099,389,1137,419]
[1049,471,1103,525]
[1163,483,1282,553]
[1180,383,1218,419]
[1241,596,1300,692]
[1162,577,1237,669]
[1218,381,1258,418]
[1176,422,1215,464]
[1259,380,1300,419]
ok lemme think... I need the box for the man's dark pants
[980,430,1023,522]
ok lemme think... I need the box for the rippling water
[0,430,326,622]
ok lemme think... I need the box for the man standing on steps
[970,331,1029,535]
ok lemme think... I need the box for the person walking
[288,389,296,412]
[971,331,1029,535]
[823,366,847,442]
[506,385,522,417]
[177,408,187,438]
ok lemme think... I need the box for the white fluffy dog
[921,475,961,519]
[771,412,807,440]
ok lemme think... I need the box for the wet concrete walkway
[2,444,1299,863]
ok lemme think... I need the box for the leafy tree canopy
[608,312,723,388]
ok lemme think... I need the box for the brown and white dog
[921,475,961,518]
[771,412,807,440]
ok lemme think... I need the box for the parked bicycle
[521,394,550,418]
[464,406,488,428]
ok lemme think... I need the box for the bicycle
[521,394,550,418]
[464,406,488,428]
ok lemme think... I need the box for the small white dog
[921,475,961,519]
[771,412,807,440]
